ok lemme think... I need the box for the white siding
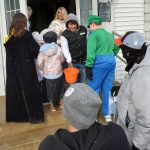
[113,0,144,82]
[145,0,150,42]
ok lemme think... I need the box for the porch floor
[0,101,106,150]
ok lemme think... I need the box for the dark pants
[39,78,49,103]
[45,76,63,107]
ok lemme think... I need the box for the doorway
[27,0,76,32]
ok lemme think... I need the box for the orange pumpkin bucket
[64,67,79,84]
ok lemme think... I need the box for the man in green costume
[85,15,119,122]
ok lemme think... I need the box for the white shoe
[50,102,56,112]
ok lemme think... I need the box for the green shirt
[86,28,119,67]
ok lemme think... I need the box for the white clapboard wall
[145,0,150,43]
[113,0,144,82]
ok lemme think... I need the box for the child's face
[67,21,78,32]
[57,10,64,21]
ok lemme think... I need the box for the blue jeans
[73,63,86,83]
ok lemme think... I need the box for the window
[80,0,92,27]
[98,2,111,22]
[4,0,20,32]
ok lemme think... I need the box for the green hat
[87,15,103,28]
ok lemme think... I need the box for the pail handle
[68,62,73,68]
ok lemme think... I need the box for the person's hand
[85,67,92,80]
[68,63,73,68]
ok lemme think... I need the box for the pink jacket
[37,43,64,79]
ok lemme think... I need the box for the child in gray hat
[39,83,129,150]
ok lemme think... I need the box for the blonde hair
[54,7,67,20]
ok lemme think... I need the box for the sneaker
[104,115,112,122]
[59,99,63,109]
[50,102,56,112]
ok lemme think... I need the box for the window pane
[98,2,111,22]
[11,11,16,19]
[16,10,20,13]
[4,0,20,32]
[10,0,15,10]
[80,0,92,26]
[15,0,20,9]
[4,0,10,11]
[6,12,11,32]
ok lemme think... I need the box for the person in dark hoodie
[38,83,130,150]
[60,13,87,83]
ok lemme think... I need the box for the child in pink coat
[37,31,64,111]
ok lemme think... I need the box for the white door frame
[75,0,81,24]
[92,0,98,15]
[0,0,7,95]
[19,0,28,17]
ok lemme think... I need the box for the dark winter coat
[38,122,130,150]
[4,30,44,123]
[62,26,87,61]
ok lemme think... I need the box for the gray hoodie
[65,13,79,26]
[117,45,150,150]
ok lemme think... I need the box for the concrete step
[0,122,68,150]
[0,105,66,137]
[0,106,68,150]
[0,104,106,150]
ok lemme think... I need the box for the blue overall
[87,55,116,116]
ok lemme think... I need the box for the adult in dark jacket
[61,13,87,83]
[4,12,44,123]
[39,83,129,150]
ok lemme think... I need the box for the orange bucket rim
[64,67,79,84]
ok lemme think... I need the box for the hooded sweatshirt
[38,122,129,150]
[117,45,150,149]
[37,42,64,79]
[61,13,87,63]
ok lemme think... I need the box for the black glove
[111,86,121,97]
[85,67,92,80]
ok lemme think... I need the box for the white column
[75,0,81,24]
[92,0,98,15]
[0,0,7,96]
[19,0,28,17]
[0,0,7,123]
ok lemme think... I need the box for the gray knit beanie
[63,83,101,130]
[65,13,79,26]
